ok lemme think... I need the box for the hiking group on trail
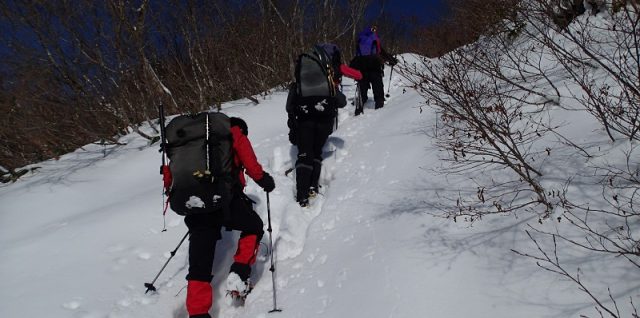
[152,25,398,318]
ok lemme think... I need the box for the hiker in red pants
[185,117,275,318]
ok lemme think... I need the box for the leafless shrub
[540,0,639,142]
[519,2,640,316]
[404,0,640,314]
[400,0,559,221]
[513,228,639,318]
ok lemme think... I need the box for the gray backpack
[164,112,236,216]
[295,45,337,98]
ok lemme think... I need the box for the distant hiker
[163,113,275,318]
[286,44,350,207]
[350,25,398,114]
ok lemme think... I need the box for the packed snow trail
[207,68,417,318]
[0,61,582,318]
[206,67,557,318]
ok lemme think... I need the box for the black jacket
[350,47,397,73]
[286,83,346,122]
[286,83,347,144]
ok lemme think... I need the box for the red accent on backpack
[340,64,363,81]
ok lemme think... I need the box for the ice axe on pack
[158,101,172,231]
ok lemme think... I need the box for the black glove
[334,91,347,108]
[256,173,275,192]
[387,56,398,66]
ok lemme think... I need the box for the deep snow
[1,50,637,318]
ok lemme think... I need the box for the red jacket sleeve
[231,126,265,185]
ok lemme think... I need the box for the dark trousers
[295,119,333,202]
[184,190,264,316]
[358,70,384,108]
[184,191,264,282]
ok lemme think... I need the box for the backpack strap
[205,114,210,173]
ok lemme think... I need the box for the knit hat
[229,117,248,136]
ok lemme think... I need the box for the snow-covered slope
[0,51,633,318]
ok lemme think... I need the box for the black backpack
[295,45,337,98]
[164,112,236,216]
[317,43,342,82]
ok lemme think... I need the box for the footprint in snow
[62,300,81,310]
[137,252,152,260]
[106,244,127,253]
[321,219,336,230]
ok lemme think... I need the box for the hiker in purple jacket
[349,25,398,114]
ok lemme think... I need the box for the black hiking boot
[298,198,309,208]
[308,187,318,199]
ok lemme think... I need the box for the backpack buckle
[193,170,213,182]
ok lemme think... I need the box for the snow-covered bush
[400,1,639,316]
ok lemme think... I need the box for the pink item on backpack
[340,64,363,81]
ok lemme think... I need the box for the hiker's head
[230,117,248,136]
[370,25,377,33]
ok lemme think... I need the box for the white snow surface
[1,42,638,318]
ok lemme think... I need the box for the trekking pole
[158,101,167,170]
[158,101,170,231]
[385,65,394,98]
[354,83,363,116]
[144,231,190,294]
[336,82,343,131]
[266,193,282,313]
